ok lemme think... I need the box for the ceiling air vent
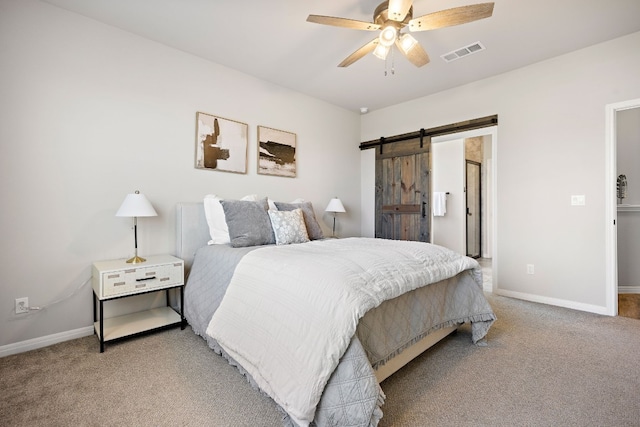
[441,41,485,63]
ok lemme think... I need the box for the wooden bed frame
[175,202,458,383]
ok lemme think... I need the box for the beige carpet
[1,294,640,426]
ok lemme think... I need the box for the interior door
[375,139,430,242]
[466,160,481,258]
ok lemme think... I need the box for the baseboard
[0,326,94,358]
[495,289,610,316]
[2,286,630,358]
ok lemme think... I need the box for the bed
[175,201,495,427]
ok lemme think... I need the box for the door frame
[432,125,498,292]
[466,159,482,258]
[605,98,640,316]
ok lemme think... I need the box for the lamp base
[126,255,147,264]
[332,215,337,238]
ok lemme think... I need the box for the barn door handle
[422,202,427,218]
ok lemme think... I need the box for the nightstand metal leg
[99,299,104,353]
[180,285,186,330]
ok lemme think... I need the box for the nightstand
[92,254,185,352]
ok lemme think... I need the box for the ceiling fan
[307,0,494,67]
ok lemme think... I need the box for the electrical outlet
[526,264,535,275]
[571,195,586,206]
[15,297,29,314]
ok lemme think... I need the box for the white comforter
[206,238,480,426]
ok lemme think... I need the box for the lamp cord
[10,276,91,315]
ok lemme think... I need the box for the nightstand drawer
[101,263,182,297]
[102,271,130,296]
[93,255,184,299]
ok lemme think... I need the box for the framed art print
[195,112,248,174]
[257,126,296,177]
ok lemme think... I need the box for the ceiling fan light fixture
[378,25,397,47]
[398,33,418,53]
[373,43,390,60]
[307,1,495,68]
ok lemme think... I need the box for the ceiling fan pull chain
[391,48,396,75]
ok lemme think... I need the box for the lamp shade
[325,197,346,213]
[115,191,157,217]
[379,25,397,47]
[373,43,390,60]
[398,33,418,53]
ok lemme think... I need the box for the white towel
[433,192,447,216]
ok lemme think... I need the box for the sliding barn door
[375,138,430,242]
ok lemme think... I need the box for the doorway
[432,126,497,292]
[605,98,640,316]
[605,99,640,316]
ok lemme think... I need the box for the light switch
[571,195,586,206]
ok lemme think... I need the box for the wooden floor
[618,294,640,319]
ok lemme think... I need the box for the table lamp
[116,190,157,263]
[325,197,346,238]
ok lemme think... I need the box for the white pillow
[204,194,258,244]
[268,208,310,245]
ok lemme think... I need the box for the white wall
[617,212,640,289]
[431,138,465,254]
[361,31,640,313]
[360,149,376,237]
[0,0,361,350]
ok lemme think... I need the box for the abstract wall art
[257,125,296,178]
[195,112,248,174]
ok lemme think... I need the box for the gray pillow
[274,201,324,240]
[221,198,275,247]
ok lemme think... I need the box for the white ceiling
[42,0,640,113]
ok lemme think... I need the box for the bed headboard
[176,202,209,275]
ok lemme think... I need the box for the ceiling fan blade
[307,15,380,31]
[388,0,413,22]
[395,39,430,67]
[338,38,379,67]
[409,2,494,32]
